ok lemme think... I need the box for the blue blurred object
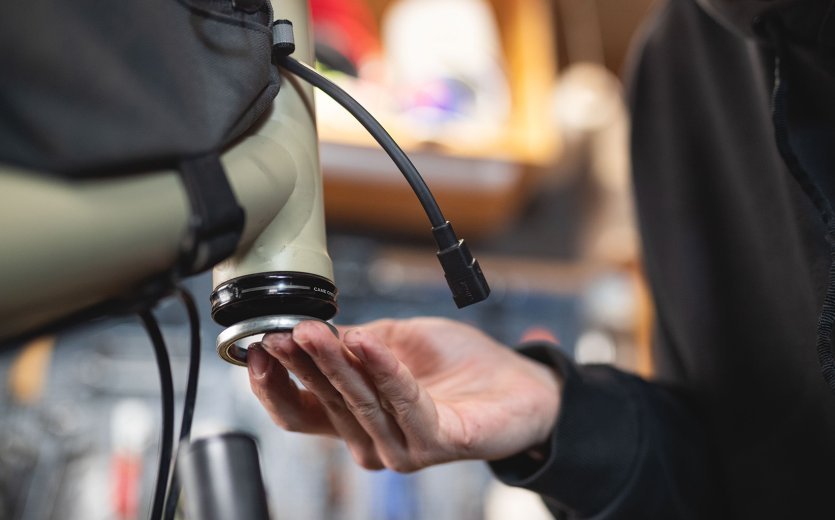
[371,470,420,520]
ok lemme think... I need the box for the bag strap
[177,153,245,276]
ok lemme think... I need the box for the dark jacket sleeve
[488,0,835,517]
[489,343,721,519]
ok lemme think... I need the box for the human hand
[247,317,561,472]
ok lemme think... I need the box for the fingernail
[248,345,270,379]
[264,332,291,347]
[263,333,291,357]
[349,344,367,363]
[343,329,360,345]
[302,340,318,356]
[292,329,318,356]
[344,331,367,362]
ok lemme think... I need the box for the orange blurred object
[519,326,560,345]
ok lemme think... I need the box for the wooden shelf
[319,0,561,237]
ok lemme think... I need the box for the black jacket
[492,0,835,517]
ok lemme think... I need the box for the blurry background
[0,0,657,518]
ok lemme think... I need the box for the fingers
[251,320,446,472]
[291,322,418,470]
[247,344,334,435]
[341,327,437,444]
[261,330,385,470]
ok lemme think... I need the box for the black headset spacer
[210,271,338,327]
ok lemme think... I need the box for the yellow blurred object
[8,336,55,405]
[319,0,560,237]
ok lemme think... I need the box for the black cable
[139,310,176,520]
[278,55,448,232]
[162,288,202,520]
[278,50,490,307]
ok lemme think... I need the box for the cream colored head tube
[209,0,338,330]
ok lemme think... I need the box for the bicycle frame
[0,0,331,344]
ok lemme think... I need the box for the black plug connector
[433,222,490,308]
[277,50,490,309]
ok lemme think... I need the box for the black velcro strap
[178,153,245,275]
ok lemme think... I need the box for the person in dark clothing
[247,0,835,517]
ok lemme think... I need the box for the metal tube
[179,432,271,520]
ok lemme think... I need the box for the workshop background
[0,0,655,518]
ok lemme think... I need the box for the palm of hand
[358,318,560,462]
[250,317,560,471]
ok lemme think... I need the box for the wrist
[487,342,569,483]
[511,340,571,452]
[526,357,563,448]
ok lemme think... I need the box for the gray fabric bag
[0,0,279,176]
